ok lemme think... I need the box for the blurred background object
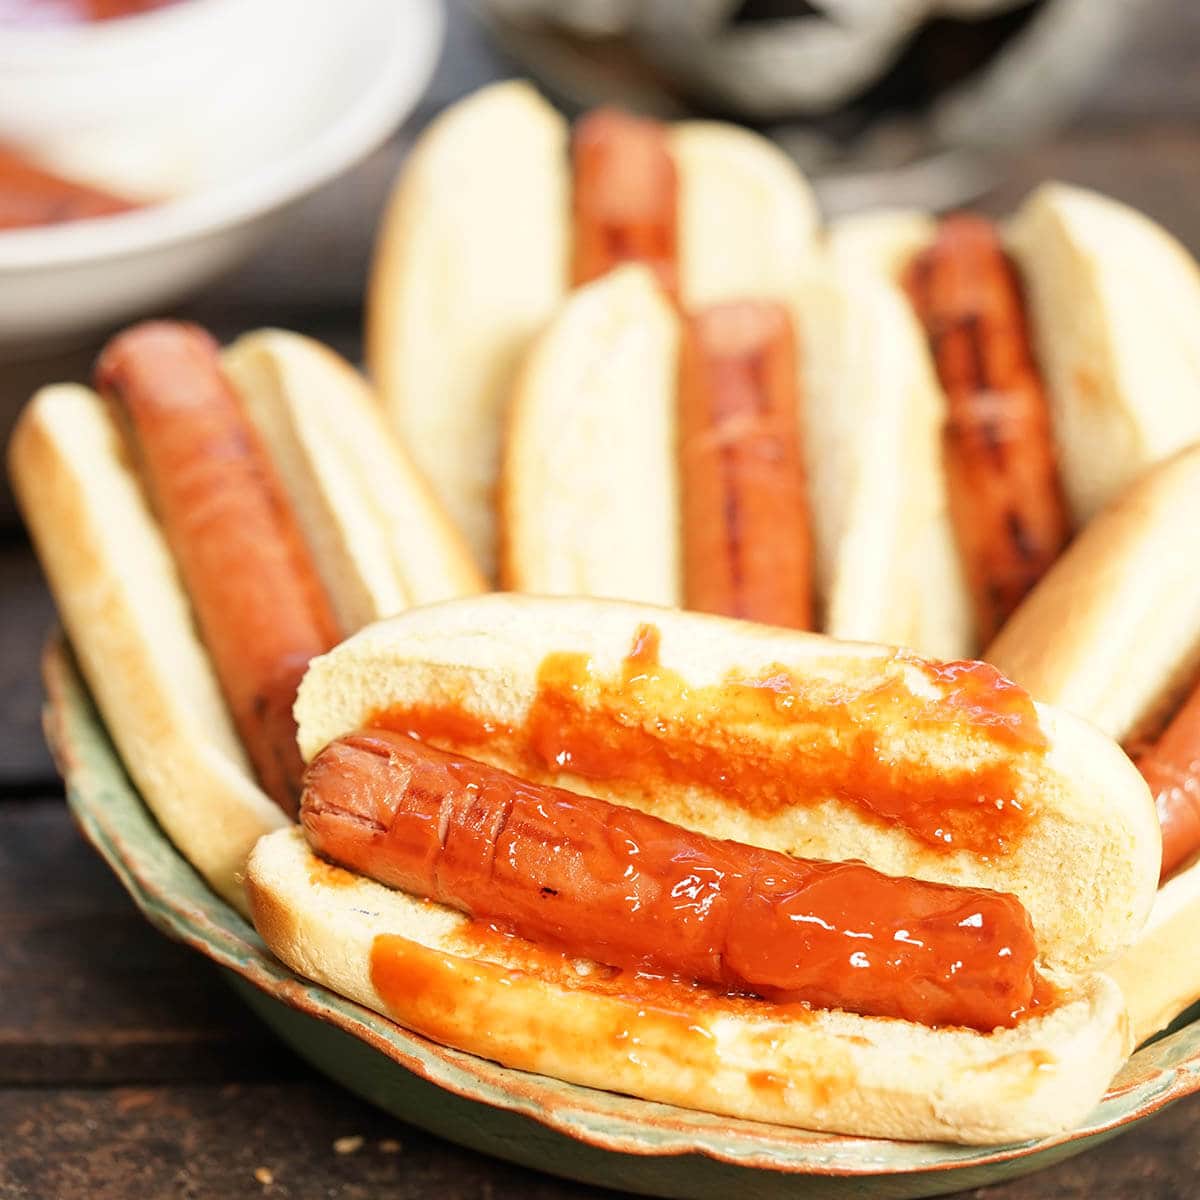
[477,0,1162,211]
[0,0,442,359]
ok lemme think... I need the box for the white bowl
[0,0,443,360]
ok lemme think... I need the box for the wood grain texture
[0,800,294,1086]
[0,538,57,789]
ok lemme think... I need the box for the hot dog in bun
[367,81,820,578]
[9,322,482,909]
[246,593,1159,1143]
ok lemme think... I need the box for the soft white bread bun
[669,120,820,309]
[8,387,282,912]
[295,594,1159,975]
[367,81,820,580]
[1008,183,1200,523]
[247,824,1129,1144]
[826,209,936,282]
[222,329,485,634]
[366,81,571,578]
[987,447,1200,1043]
[796,258,971,659]
[499,266,681,604]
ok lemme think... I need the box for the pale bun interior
[987,445,1200,746]
[1008,183,1200,524]
[295,594,1160,976]
[366,80,571,577]
[247,824,1130,1144]
[223,329,485,635]
[825,209,936,282]
[795,256,971,659]
[8,387,282,912]
[670,119,820,309]
[499,265,681,605]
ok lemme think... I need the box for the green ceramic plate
[41,638,1200,1199]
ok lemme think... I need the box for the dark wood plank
[0,799,294,1085]
[0,1082,1198,1200]
[0,1083,620,1200]
[0,538,56,789]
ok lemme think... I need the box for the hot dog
[96,322,341,813]
[9,325,482,908]
[0,144,139,231]
[303,729,1041,1030]
[502,271,815,628]
[678,301,812,627]
[504,108,815,626]
[987,445,1200,1043]
[368,80,819,577]
[245,593,1159,1142]
[571,108,678,297]
[1137,699,1200,883]
[827,183,1200,656]
[903,214,1070,644]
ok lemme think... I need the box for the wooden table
[4,3,1200,1195]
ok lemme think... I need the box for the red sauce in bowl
[0,146,139,231]
[0,0,182,27]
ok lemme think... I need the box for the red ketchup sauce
[0,146,139,231]
[370,624,1047,859]
[0,1,180,26]
[306,729,1049,1031]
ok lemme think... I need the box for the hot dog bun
[500,260,969,653]
[223,329,485,634]
[827,177,1200,499]
[828,189,1200,639]
[500,265,681,604]
[247,823,1127,1144]
[8,385,281,911]
[987,446,1200,1043]
[796,261,971,659]
[293,594,1158,976]
[669,120,820,309]
[9,331,484,910]
[367,81,819,578]
[366,81,570,578]
[1008,184,1200,523]
[247,593,1157,1141]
